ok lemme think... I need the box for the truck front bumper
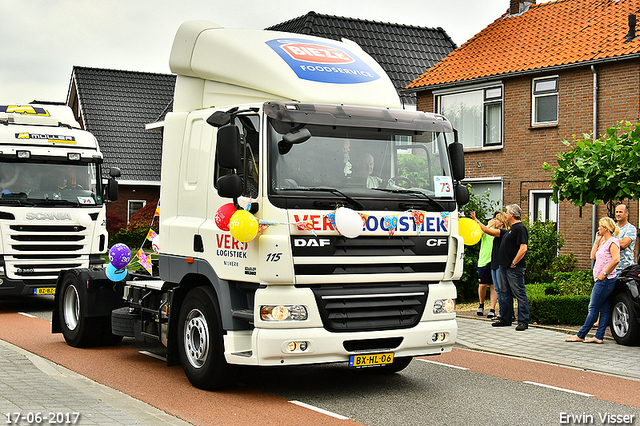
[224,318,457,366]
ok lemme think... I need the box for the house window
[464,179,503,219]
[438,85,503,150]
[128,200,146,222]
[529,190,557,223]
[532,76,558,125]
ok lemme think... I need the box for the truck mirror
[217,174,243,199]
[107,179,119,202]
[109,167,121,178]
[207,111,232,127]
[217,125,242,169]
[448,142,465,182]
[455,183,469,207]
[278,128,311,155]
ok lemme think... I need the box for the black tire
[178,286,235,390]
[610,292,640,346]
[111,307,136,337]
[58,272,103,347]
[364,356,413,374]
[99,317,124,346]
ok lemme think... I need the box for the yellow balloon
[458,217,482,246]
[228,210,259,243]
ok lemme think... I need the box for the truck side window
[215,114,260,199]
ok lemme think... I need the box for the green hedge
[528,294,591,325]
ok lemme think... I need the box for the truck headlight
[260,305,308,321]
[433,299,455,314]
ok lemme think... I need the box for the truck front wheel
[58,271,103,347]
[178,286,235,390]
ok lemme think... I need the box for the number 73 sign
[434,176,453,198]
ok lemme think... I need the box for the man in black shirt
[492,204,530,331]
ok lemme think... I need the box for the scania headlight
[433,299,456,314]
[260,305,308,321]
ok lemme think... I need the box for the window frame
[435,83,504,150]
[128,199,147,222]
[532,76,559,126]
[529,190,558,224]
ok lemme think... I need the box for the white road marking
[18,312,36,318]
[289,400,350,420]
[416,358,469,370]
[523,381,593,397]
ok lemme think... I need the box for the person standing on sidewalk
[615,204,636,273]
[473,212,499,318]
[472,211,510,322]
[492,204,530,331]
[566,217,620,344]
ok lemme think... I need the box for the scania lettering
[0,104,119,296]
[52,22,469,390]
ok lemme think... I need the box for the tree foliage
[543,121,640,213]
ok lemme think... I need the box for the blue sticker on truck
[266,38,380,84]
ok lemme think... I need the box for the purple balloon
[109,243,131,270]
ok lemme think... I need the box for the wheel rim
[184,308,210,369]
[612,301,630,338]
[62,284,80,331]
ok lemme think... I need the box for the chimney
[510,0,536,15]
[626,14,637,43]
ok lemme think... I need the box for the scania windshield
[266,102,456,211]
[0,161,103,207]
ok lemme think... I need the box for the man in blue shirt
[615,204,637,273]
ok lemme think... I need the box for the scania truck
[0,104,119,296]
[52,21,469,390]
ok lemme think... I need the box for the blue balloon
[105,263,127,282]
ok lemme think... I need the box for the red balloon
[215,203,237,231]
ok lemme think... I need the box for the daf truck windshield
[266,102,455,211]
[0,161,103,207]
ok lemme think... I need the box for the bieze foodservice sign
[266,38,380,84]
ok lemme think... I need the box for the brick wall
[107,184,160,223]
[417,60,640,270]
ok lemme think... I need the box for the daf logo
[425,238,447,247]
[25,212,73,221]
[294,238,331,247]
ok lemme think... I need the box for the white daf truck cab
[52,21,469,390]
[0,104,119,296]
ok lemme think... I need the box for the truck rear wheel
[58,271,103,347]
[178,286,235,390]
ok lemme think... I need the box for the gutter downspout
[591,65,598,266]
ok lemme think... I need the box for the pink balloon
[215,203,237,231]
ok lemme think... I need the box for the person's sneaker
[492,321,511,327]
[515,323,528,331]
[477,305,484,316]
[487,310,496,319]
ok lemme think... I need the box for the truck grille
[304,283,429,332]
[2,223,90,283]
[291,235,448,276]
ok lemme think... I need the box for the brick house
[67,67,176,223]
[406,0,640,269]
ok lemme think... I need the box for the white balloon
[151,235,160,253]
[334,207,363,238]
[78,213,93,228]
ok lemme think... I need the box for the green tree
[543,121,640,215]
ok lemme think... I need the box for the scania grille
[291,235,448,276]
[3,223,90,282]
[305,283,429,332]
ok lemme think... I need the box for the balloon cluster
[215,203,260,243]
[458,217,482,246]
[106,243,131,282]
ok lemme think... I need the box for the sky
[0,0,554,105]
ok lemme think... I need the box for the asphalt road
[4,295,640,426]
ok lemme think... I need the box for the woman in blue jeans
[566,217,620,344]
